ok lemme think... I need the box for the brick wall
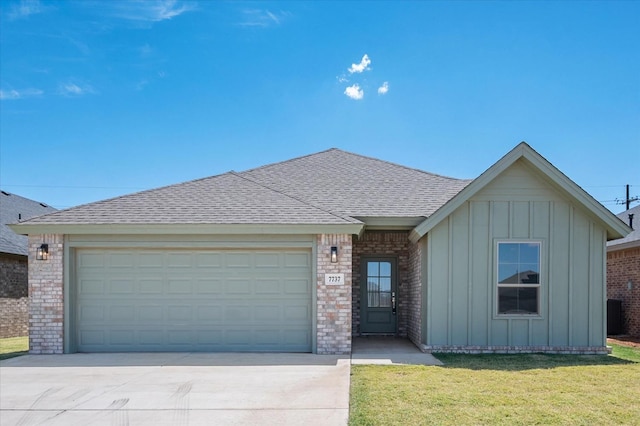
[316,234,352,354]
[0,297,29,338]
[0,254,29,338]
[607,246,640,337]
[0,254,28,298]
[406,239,422,346]
[28,234,64,354]
[352,231,410,336]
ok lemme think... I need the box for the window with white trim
[497,242,540,315]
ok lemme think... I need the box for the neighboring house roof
[607,204,640,251]
[0,190,57,256]
[410,142,631,242]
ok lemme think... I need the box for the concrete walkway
[351,336,443,366]
[0,353,351,426]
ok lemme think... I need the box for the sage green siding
[424,160,608,348]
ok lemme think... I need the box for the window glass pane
[498,287,538,314]
[367,278,379,292]
[368,262,379,277]
[379,278,391,292]
[379,262,391,277]
[499,265,519,283]
[517,287,538,313]
[519,265,539,284]
[520,243,540,264]
[368,292,379,307]
[380,292,391,307]
[498,243,519,264]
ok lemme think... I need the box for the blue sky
[1,0,638,214]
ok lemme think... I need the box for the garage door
[75,249,312,352]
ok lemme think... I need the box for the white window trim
[495,240,542,317]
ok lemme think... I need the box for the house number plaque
[325,273,345,285]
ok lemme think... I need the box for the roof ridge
[239,148,470,182]
[230,171,361,224]
[327,148,471,182]
[238,148,341,174]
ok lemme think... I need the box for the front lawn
[350,343,640,425]
[0,336,28,360]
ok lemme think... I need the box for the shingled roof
[17,172,359,226]
[13,149,470,229]
[240,149,471,218]
[0,191,56,255]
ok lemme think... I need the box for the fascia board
[607,239,640,252]
[8,222,365,236]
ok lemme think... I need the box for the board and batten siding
[424,161,608,351]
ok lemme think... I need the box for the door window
[367,261,392,307]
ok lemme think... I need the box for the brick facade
[316,234,352,354]
[406,239,422,346]
[607,246,640,337]
[28,234,64,354]
[352,231,411,336]
[0,254,29,338]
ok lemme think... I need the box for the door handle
[392,292,396,315]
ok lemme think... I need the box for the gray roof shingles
[15,149,471,227]
[1,191,57,255]
[240,149,470,218]
[17,172,359,226]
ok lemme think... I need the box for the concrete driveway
[0,353,350,426]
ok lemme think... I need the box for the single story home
[10,142,631,355]
[607,204,640,337]
[0,191,56,338]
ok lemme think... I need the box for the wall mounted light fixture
[628,280,634,291]
[36,243,49,261]
[330,246,338,263]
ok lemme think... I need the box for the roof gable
[409,142,631,243]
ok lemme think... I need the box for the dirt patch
[608,336,640,348]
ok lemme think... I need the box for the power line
[1,184,146,190]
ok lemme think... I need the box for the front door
[360,258,397,333]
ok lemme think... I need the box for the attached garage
[74,248,313,353]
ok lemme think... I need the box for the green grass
[350,344,640,425]
[0,336,28,360]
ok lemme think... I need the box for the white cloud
[7,0,46,20]
[239,9,291,27]
[378,81,389,95]
[0,88,43,100]
[348,54,371,74]
[111,0,195,22]
[344,84,364,100]
[58,81,96,97]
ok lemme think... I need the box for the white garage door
[75,249,312,352]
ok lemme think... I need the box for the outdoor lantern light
[36,243,49,261]
[330,246,338,263]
